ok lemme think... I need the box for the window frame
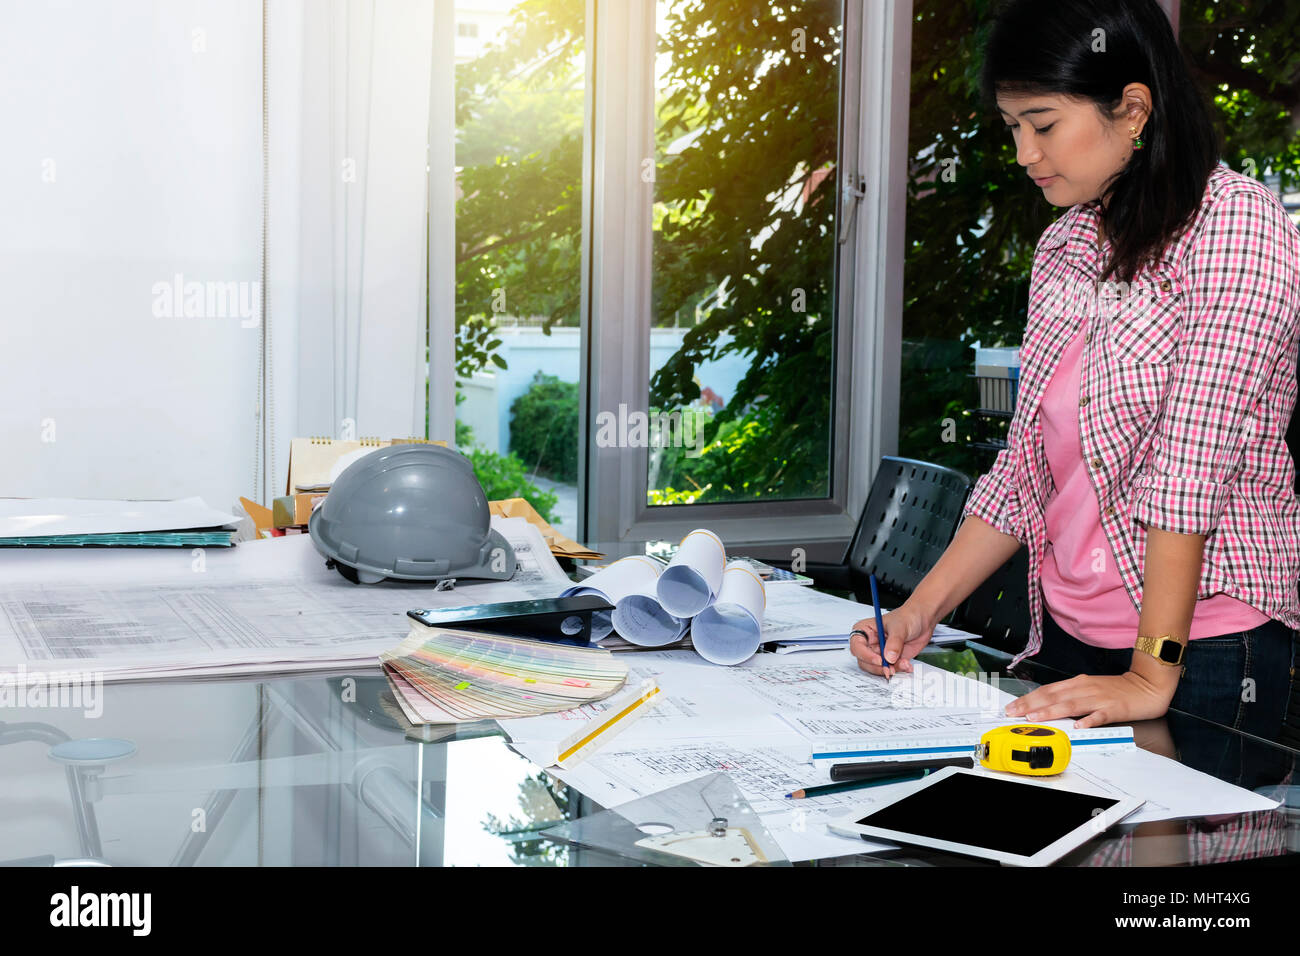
[427,0,914,550]
[581,0,913,548]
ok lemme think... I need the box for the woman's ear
[1121,82,1153,134]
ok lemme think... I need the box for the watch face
[1157,640,1183,664]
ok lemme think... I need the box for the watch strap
[1135,633,1187,666]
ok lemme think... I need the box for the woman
[851,0,1300,740]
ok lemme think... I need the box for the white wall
[0,0,263,509]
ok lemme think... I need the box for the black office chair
[953,545,1031,655]
[772,456,972,607]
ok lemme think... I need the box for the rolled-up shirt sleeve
[1129,187,1300,536]
[963,444,1023,540]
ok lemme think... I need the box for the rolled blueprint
[612,588,689,647]
[690,560,767,665]
[655,528,726,618]
[561,555,662,640]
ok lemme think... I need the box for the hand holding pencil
[848,597,936,678]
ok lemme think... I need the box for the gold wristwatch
[1134,633,1188,667]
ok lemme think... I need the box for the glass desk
[2,649,1295,866]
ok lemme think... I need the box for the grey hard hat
[309,444,516,585]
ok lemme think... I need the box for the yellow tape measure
[977,725,1072,776]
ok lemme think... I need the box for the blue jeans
[1031,611,1298,743]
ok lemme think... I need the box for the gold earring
[1130,124,1145,151]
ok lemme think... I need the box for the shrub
[510,373,579,483]
[464,447,559,525]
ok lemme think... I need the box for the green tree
[901,0,1300,478]
[510,373,580,483]
[647,0,842,502]
[1181,0,1300,190]
[455,0,841,503]
[455,0,586,381]
[900,0,1057,478]
[453,0,1300,497]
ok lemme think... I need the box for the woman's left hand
[1004,670,1177,729]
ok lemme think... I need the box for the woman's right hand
[848,601,937,678]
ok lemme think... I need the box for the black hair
[979,0,1221,285]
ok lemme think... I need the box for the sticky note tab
[563,677,591,687]
[455,681,470,690]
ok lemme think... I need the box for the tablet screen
[855,772,1122,858]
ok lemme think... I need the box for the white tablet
[828,766,1144,866]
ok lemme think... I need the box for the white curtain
[284,0,435,468]
[0,0,438,508]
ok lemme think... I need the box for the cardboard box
[273,492,328,529]
[284,436,447,495]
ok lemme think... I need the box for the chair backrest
[954,546,1031,652]
[843,456,972,605]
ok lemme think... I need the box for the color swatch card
[380,625,629,724]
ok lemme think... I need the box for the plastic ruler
[554,680,662,769]
[809,724,1135,767]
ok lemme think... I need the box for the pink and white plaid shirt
[963,163,1300,667]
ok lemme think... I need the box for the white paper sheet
[487,515,574,598]
[501,652,797,748]
[690,560,767,665]
[505,654,1005,860]
[560,555,662,640]
[611,589,689,647]
[931,622,979,645]
[0,496,239,537]
[761,584,977,650]
[506,653,995,748]
[785,709,1010,739]
[761,585,874,643]
[656,528,726,617]
[1058,748,1279,823]
[0,517,571,681]
[519,735,900,859]
[502,649,1282,862]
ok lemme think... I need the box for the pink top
[1039,327,1269,647]
[962,164,1300,669]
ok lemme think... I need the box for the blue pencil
[869,572,890,678]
